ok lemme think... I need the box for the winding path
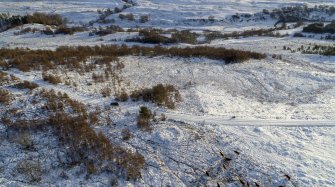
[5,69,335,127]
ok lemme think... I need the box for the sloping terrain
[0,0,334,187]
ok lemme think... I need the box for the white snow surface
[0,0,335,187]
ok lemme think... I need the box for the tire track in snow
[5,70,335,127]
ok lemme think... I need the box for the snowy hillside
[0,0,334,187]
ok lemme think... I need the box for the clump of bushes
[119,13,135,21]
[130,84,181,109]
[139,15,149,23]
[293,32,304,37]
[89,25,124,36]
[325,35,335,40]
[100,87,112,97]
[127,29,198,44]
[27,12,66,26]
[48,112,145,180]
[92,73,105,83]
[269,5,335,23]
[205,27,282,42]
[0,71,10,85]
[0,13,27,31]
[115,91,129,102]
[37,89,145,180]
[121,128,132,140]
[171,30,198,44]
[96,1,136,24]
[97,8,114,23]
[42,72,62,84]
[208,15,215,22]
[14,27,39,35]
[0,89,11,105]
[16,160,42,183]
[14,81,39,90]
[284,43,335,56]
[137,106,152,131]
[13,131,34,150]
[54,26,87,35]
[303,22,335,34]
[127,29,171,44]
[41,26,87,35]
[41,27,54,35]
[0,44,265,73]
[1,12,85,36]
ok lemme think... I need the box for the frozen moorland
[0,0,334,187]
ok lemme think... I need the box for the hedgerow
[0,45,265,72]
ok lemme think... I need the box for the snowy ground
[0,0,335,187]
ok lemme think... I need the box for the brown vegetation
[130,84,181,109]
[54,26,87,35]
[0,45,265,73]
[48,112,145,180]
[14,80,39,90]
[14,27,39,35]
[0,71,10,85]
[137,106,152,131]
[16,160,42,183]
[139,15,149,23]
[36,89,145,179]
[89,25,124,36]
[119,13,135,21]
[100,87,112,97]
[121,128,132,140]
[127,29,198,44]
[27,12,66,26]
[0,89,11,105]
[42,72,62,84]
[204,27,286,42]
[115,90,129,102]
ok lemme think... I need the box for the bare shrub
[139,15,149,23]
[0,14,27,31]
[137,106,152,131]
[14,81,39,90]
[14,131,34,150]
[171,30,198,44]
[100,87,112,97]
[0,71,10,85]
[41,27,54,35]
[0,89,11,105]
[42,72,62,84]
[14,27,39,35]
[27,12,66,26]
[54,26,87,35]
[127,29,171,44]
[160,113,166,121]
[115,91,128,102]
[48,112,145,180]
[16,160,42,183]
[119,13,135,21]
[139,106,152,120]
[121,128,132,140]
[208,15,215,22]
[137,118,151,131]
[130,90,142,101]
[86,160,97,175]
[130,84,181,109]
[205,27,283,42]
[92,73,105,83]
[90,25,124,36]
[89,111,99,125]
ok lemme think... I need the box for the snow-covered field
[0,0,335,187]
